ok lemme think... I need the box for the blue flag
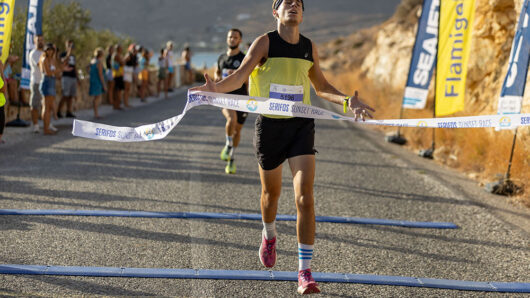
[20,0,43,90]
[402,0,440,109]
[498,0,530,115]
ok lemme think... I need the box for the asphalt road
[0,88,528,297]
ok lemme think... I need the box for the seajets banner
[72,91,530,142]
[436,0,476,116]
[403,0,440,109]
[0,0,15,64]
[498,0,530,115]
[20,0,43,90]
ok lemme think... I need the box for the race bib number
[269,83,304,102]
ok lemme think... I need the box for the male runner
[192,0,374,294]
[215,28,248,174]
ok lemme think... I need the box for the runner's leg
[288,154,316,245]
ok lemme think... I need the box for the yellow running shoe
[220,145,231,161]
[225,159,236,174]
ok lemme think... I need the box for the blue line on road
[0,264,528,293]
[0,209,459,229]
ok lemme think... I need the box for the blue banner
[20,0,43,90]
[498,0,530,114]
[402,0,440,109]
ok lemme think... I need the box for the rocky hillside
[320,0,530,205]
[322,0,526,108]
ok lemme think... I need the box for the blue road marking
[0,264,528,293]
[0,209,459,229]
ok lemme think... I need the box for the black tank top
[126,53,138,67]
[267,30,313,62]
[217,52,248,95]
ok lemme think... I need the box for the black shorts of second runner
[254,115,316,171]
[236,111,248,125]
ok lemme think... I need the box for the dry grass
[326,70,530,208]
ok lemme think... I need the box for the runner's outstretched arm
[308,41,375,120]
[190,35,269,94]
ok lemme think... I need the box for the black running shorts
[236,111,248,125]
[254,115,316,171]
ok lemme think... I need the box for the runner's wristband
[343,97,349,114]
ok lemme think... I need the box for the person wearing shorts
[137,48,149,102]
[181,46,192,85]
[157,48,168,99]
[215,28,248,174]
[112,45,125,110]
[191,0,375,294]
[123,44,138,108]
[165,42,175,90]
[39,43,60,135]
[29,35,44,133]
[58,40,78,118]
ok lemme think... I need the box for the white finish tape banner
[72,91,530,142]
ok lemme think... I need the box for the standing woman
[157,48,168,99]
[105,45,115,106]
[123,44,137,108]
[181,46,193,85]
[39,43,60,135]
[4,54,20,105]
[89,48,107,119]
[112,45,125,110]
[138,48,150,102]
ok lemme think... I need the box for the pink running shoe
[259,234,276,268]
[297,269,321,295]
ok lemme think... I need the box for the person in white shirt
[29,35,45,133]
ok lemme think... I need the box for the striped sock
[298,243,314,271]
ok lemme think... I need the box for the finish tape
[72,91,530,142]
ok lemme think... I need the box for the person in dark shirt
[215,28,248,175]
[106,45,115,105]
[123,44,138,108]
[58,40,78,118]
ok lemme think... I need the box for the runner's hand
[189,74,217,93]
[348,91,375,121]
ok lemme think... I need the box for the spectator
[39,43,60,135]
[123,44,137,108]
[105,45,115,105]
[112,44,125,110]
[181,46,193,85]
[165,41,175,90]
[138,48,149,102]
[0,60,6,144]
[58,40,78,118]
[89,48,107,119]
[157,48,168,99]
[4,54,23,106]
[29,35,44,133]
